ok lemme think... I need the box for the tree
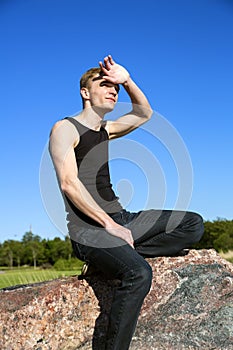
[0,240,18,268]
[213,232,233,252]
[22,231,43,269]
[42,236,73,265]
[194,218,233,252]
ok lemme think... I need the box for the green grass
[219,250,233,264]
[0,268,82,289]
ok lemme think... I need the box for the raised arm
[99,55,153,139]
[49,120,134,247]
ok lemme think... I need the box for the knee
[185,212,204,244]
[131,264,153,295]
[192,213,204,243]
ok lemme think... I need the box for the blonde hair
[80,67,102,89]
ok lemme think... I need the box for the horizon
[1,0,233,242]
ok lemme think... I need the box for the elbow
[60,180,69,195]
[60,177,77,195]
[146,107,153,120]
[141,107,153,121]
[133,105,153,120]
[60,181,68,194]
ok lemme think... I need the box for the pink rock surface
[0,249,232,350]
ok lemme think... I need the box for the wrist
[122,75,131,87]
[102,215,115,229]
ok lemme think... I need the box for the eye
[100,82,110,88]
[99,81,119,93]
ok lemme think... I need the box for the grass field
[1,251,232,290]
[0,268,82,289]
[219,250,233,263]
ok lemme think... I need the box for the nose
[109,86,118,96]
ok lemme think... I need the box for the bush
[53,258,83,271]
[40,263,53,269]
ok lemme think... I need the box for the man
[49,55,204,350]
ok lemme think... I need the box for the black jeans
[71,209,204,350]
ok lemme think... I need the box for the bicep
[49,121,79,183]
[106,114,147,139]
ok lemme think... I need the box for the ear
[80,87,90,100]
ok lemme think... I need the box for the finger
[125,237,134,249]
[99,64,110,76]
[108,55,114,65]
[130,242,135,249]
[127,232,134,248]
[99,59,109,72]
[104,56,111,70]
[101,75,115,83]
[99,61,108,71]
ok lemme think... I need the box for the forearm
[61,177,114,228]
[122,77,153,118]
[62,177,134,247]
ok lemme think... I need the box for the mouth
[106,97,116,103]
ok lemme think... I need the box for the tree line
[193,217,233,252]
[0,218,232,269]
[0,231,74,269]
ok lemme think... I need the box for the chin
[93,103,115,115]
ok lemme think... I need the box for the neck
[77,107,105,131]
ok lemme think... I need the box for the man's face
[86,75,119,113]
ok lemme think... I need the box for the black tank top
[64,117,123,229]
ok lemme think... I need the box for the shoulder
[50,119,80,147]
[50,118,76,133]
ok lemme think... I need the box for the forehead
[90,74,120,92]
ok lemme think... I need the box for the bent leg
[129,210,204,257]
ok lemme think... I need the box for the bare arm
[99,55,153,139]
[49,120,134,248]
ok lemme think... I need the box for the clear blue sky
[0,0,233,242]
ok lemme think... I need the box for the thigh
[73,239,150,280]
[128,209,188,243]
